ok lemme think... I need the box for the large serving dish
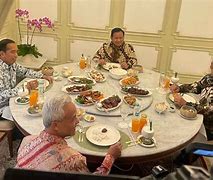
[86,124,120,146]
[88,70,106,82]
[102,63,121,71]
[61,84,92,94]
[96,95,122,112]
[119,76,139,86]
[169,93,196,104]
[109,68,127,80]
[75,90,104,106]
[68,76,96,85]
[121,86,152,97]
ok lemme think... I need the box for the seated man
[170,61,213,140]
[93,27,137,69]
[16,94,122,174]
[0,39,52,120]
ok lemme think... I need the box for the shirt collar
[40,130,67,145]
[0,59,16,70]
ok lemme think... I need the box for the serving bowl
[180,105,197,119]
[155,102,168,114]
[109,68,127,80]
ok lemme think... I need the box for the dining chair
[0,119,15,157]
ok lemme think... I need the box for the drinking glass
[29,90,38,108]
[118,103,130,128]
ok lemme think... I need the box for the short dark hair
[111,28,125,38]
[0,39,15,52]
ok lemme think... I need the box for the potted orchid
[15,9,54,58]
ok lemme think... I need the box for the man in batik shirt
[16,94,122,174]
[93,27,137,70]
[0,39,52,120]
[170,61,213,140]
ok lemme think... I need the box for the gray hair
[42,94,72,128]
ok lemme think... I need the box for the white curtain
[0,0,13,33]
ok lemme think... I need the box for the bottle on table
[131,103,141,133]
[79,54,87,69]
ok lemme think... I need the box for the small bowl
[171,77,179,84]
[109,68,127,80]
[180,105,197,118]
[76,108,85,119]
[132,65,143,73]
[42,66,54,76]
[83,114,95,122]
[155,102,168,114]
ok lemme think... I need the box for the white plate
[68,76,96,85]
[86,124,120,146]
[121,87,152,97]
[15,97,29,105]
[178,111,198,120]
[137,135,156,148]
[119,77,140,86]
[27,107,42,117]
[61,84,92,94]
[87,70,106,83]
[169,93,196,104]
[102,63,121,71]
[96,95,122,112]
[24,79,50,90]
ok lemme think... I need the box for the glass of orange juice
[29,90,38,108]
[132,117,140,133]
[139,114,147,133]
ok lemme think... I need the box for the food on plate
[100,95,121,109]
[155,102,168,114]
[88,70,106,82]
[75,90,104,105]
[120,76,139,86]
[65,84,92,93]
[69,76,95,85]
[16,97,29,104]
[122,86,149,96]
[102,128,107,133]
[83,114,95,122]
[123,95,136,106]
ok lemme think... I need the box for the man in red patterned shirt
[16,94,122,174]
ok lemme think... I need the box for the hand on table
[120,62,129,70]
[42,75,53,84]
[170,84,180,93]
[26,80,38,91]
[98,59,106,65]
[107,142,122,160]
[174,93,187,107]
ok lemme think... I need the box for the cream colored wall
[4,0,213,83]
[0,1,16,40]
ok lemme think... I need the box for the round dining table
[10,63,203,164]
